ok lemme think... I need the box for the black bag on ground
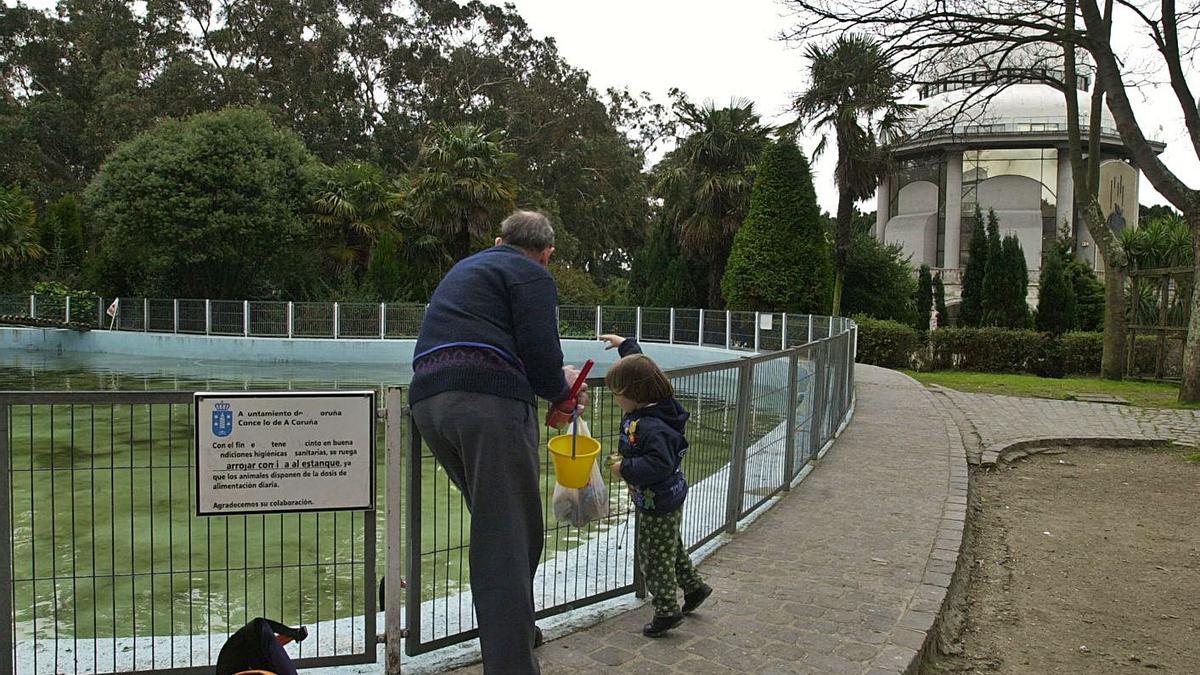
[215,617,307,675]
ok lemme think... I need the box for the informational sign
[195,391,376,516]
[759,314,774,331]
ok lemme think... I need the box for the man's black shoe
[534,626,544,649]
[681,584,712,614]
[642,613,683,637]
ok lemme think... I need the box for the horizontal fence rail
[2,303,857,673]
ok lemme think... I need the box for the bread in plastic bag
[551,420,609,527]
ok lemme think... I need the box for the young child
[600,333,713,637]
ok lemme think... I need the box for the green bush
[1061,332,1103,375]
[929,327,1042,372]
[853,315,918,369]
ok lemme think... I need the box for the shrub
[1030,333,1066,379]
[853,315,919,369]
[841,231,916,325]
[959,207,987,327]
[1036,248,1076,334]
[1061,332,1103,375]
[929,327,1042,372]
[722,139,831,312]
[915,264,933,331]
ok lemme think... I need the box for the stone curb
[980,436,1186,467]
[873,374,970,675]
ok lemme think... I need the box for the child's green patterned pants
[637,507,705,616]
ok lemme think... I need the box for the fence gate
[1125,267,1193,380]
[1,391,377,675]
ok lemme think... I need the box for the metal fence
[400,321,857,656]
[2,301,857,673]
[0,393,378,675]
[3,296,852,351]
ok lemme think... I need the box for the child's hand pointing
[599,334,625,350]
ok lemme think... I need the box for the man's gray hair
[499,210,555,251]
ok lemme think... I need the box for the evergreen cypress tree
[722,139,832,312]
[934,273,948,328]
[1036,248,1076,334]
[959,204,988,326]
[980,208,1004,325]
[915,264,933,330]
[1000,234,1031,328]
[630,218,701,307]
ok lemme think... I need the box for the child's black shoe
[642,613,683,637]
[681,584,712,614]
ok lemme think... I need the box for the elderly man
[409,210,585,674]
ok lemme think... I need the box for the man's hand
[598,334,626,350]
[563,365,590,409]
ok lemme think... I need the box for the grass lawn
[904,370,1200,410]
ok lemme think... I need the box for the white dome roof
[907,83,1117,137]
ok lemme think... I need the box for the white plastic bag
[551,421,609,527]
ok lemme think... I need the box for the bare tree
[783,0,1200,401]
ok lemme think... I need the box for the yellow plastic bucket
[547,434,602,489]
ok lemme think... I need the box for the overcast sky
[8,0,1195,213]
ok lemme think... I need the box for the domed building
[875,67,1166,318]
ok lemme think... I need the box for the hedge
[852,315,919,369]
[853,323,1182,378]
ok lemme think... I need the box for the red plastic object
[547,359,594,428]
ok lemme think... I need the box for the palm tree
[0,186,43,266]
[310,161,399,280]
[794,34,913,315]
[655,99,771,308]
[404,123,518,262]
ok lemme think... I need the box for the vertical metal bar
[828,317,835,338]
[783,351,799,488]
[669,308,676,344]
[807,314,813,343]
[781,313,788,348]
[29,293,35,318]
[405,402,423,656]
[385,389,405,673]
[754,312,761,352]
[243,300,250,336]
[379,302,387,340]
[334,302,341,339]
[810,341,827,456]
[287,302,294,339]
[205,299,211,335]
[724,310,732,350]
[723,360,753,533]
[698,309,705,346]
[98,297,105,327]
[173,299,179,333]
[65,295,71,323]
[144,297,150,331]
[0,403,11,675]
[594,305,602,338]
[635,306,642,341]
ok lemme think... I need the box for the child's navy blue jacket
[615,339,690,515]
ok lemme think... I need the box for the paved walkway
[933,387,1200,464]
[455,366,968,674]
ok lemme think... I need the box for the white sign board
[759,314,774,331]
[195,391,376,516]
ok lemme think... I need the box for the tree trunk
[1181,215,1200,402]
[831,188,853,316]
[1101,264,1127,379]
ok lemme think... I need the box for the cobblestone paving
[454,366,962,674]
[934,387,1200,462]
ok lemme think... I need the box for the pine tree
[915,264,933,331]
[934,273,948,328]
[959,205,988,326]
[980,208,1005,325]
[1000,234,1031,328]
[1036,248,1076,334]
[722,139,832,312]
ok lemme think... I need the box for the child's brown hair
[604,354,674,404]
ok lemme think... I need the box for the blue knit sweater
[409,245,570,406]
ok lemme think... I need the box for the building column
[943,149,964,270]
[875,177,890,241]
